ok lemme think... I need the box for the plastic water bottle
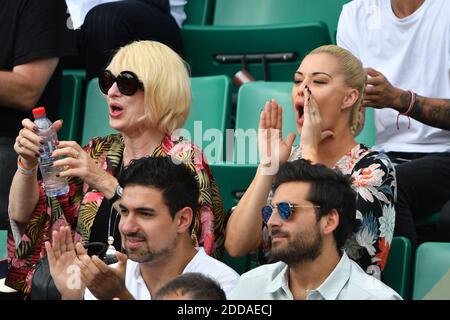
[32,107,69,197]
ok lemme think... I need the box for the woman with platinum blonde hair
[226,45,396,278]
[7,40,225,297]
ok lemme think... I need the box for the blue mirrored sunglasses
[261,202,320,224]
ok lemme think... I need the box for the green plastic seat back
[58,72,84,142]
[81,78,115,146]
[0,230,6,260]
[183,76,232,162]
[210,163,257,213]
[213,0,351,42]
[182,22,331,82]
[183,0,213,25]
[0,230,6,278]
[383,236,412,299]
[235,81,298,163]
[355,107,376,147]
[210,163,258,274]
[415,211,440,226]
[413,242,450,300]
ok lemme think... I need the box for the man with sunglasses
[231,159,401,300]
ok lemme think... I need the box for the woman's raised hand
[14,118,63,168]
[258,99,296,170]
[300,86,334,161]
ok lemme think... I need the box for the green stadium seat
[0,230,7,279]
[81,78,114,146]
[235,81,298,163]
[210,163,257,213]
[81,76,233,150]
[415,212,440,226]
[0,230,6,261]
[58,72,84,142]
[383,236,412,299]
[182,22,331,83]
[210,162,258,274]
[184,76,232,162]
[212,0,350,42]
[183,0,213,25]
[63,69,86,79]
[355,107,376,147]
[413,242,450,300]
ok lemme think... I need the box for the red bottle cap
[32,107,47,119]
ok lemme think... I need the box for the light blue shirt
[231,252,402,300]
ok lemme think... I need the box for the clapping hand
[258,99,296,172]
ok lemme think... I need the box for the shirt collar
[130,260,145,284]
[312,252,352,300]
[182,247,203,272]
[265,263,292,297]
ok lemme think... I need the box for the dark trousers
[65,0,183,80]
[0,138,17,230]
[389,152,450,249]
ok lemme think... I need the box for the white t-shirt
[66,0,186,29]
[337,0,450,153]
[84,247,239,300]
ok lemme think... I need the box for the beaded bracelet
[396,90,416,130]
[17,156,38,175]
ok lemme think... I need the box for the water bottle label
[39,128,57,165]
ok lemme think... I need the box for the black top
[0,0,77,138]
[88,159,123,256]
[88,199,122,257]
[139,0,170,13]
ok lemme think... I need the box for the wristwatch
[109,184,123,204]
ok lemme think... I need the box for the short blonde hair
[309,45,366,134]
[108,40,191,134]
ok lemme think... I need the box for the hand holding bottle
[14,118,63,169]
[32,107,69,196]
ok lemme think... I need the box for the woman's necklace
[104,204,120,264]
[103,158,124,265]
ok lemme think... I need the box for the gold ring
[74,151,80,159]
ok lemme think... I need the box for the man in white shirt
[231,159,401,300]
[45,157,239,300]
[337,0,450,248]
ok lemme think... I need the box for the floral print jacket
[6,134,225,297]
[264,144,396,277]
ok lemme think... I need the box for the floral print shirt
[6,133,225,297]
[264,144,396,277]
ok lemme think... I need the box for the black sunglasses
[99,70,144,96]
[261,202,320,224]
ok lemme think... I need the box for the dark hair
[119,157,199,219]
[273,159,356,250]
[154,273,226,300]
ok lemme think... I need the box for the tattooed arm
[406,95,450,131]
[363,67,450,131]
